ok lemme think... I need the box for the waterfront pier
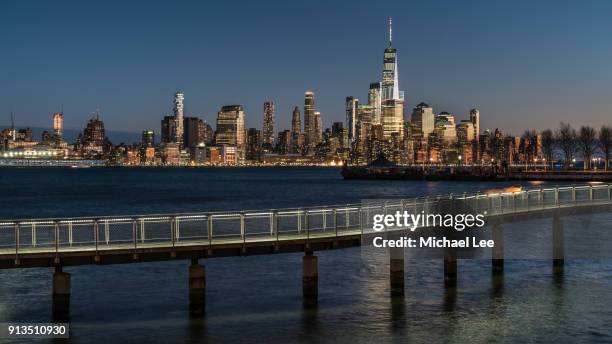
[0,184,610,318]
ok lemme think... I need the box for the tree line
[537,123,611,171]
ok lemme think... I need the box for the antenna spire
[388,17,393,46]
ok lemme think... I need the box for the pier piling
[189,258,206,317]
[552,212,564,275]
[52,266,70,322]
[492,223,504,275]
[444,248,457,287]
[389,247,404,296]
[302,251,318,307]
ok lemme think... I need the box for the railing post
[589,185,593,202]
[54,220,59,254]
[32,223,36,248]
[359,207,363,235]
[555,186,559,206]
[14,222,20,261]
[240,212,245,239]
[304,210,309,237]
[171,217,175,247]
[68,221,73,247]
[345,205,349,229]
[274,211,279,242]
[104,219,109,244]
[94,220,99,257]
[175,217,180,241]
[333,209,338,237]
[207,215,213,246]
[322,210,326,232]
[297,209,302,234]
[269,212,274,236]
[572,185,576,203]
[139,219,144,243]
[132,218,137,249]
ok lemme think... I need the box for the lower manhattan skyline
[2,0,612,134]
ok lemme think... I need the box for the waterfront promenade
[0,184,610,319]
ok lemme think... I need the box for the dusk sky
[1,0,612,138]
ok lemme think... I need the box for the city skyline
[2,1,612,134]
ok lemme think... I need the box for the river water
[0,167,610,343]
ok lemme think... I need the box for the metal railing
[0,184,610,256]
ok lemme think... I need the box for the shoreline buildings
[0,20,573,168]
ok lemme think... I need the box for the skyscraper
[215,105,246,147]
[368,82,382,125]
[161,115,176,144]
[262,101,275,150]
[470,108,480,140]
[380,18,404,139]
[381,18,401,102]
[53,112,63,138]
[183,116,206,148]
[173,91,184,146]
[291,106,301,135]
[141,130,155,147]
[346,96,359,144]
[246,128,262,161]
[314,111,322,145]
[410,102,435,139]
[303,91,316,150]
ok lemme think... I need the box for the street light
[458,155,462,166]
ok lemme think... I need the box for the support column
[389,247,404,296]
[189,258,206,317]
[444,248,457,287]
[52,266,70,322]
[302,251,318,307]
[552,212,564,275]
[492,223,504,275]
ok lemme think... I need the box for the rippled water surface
[0,167,610,343]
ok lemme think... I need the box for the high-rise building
[303,91,316,149]
[183,117,205,148]
[173,91,185,146]
[141,130,155,147]
[469,108,480,140]
[262,101,275,150]
[457,120,475,143]
[381,18,401,102]
[380,18,404,139]
[53,112,63,138]
[382,100,404,140]
[291,106,301,135]
[161,115,176,144]
[198,120,214,145]
[215,105,246,147]
[78,114,107,156]
[434,112,457,144]
[276,130,292,155]
[368,82,382,125]
[313,111,322,145]
[346,97,359,144]
[410,102,435,139]
[246,128,262,161]
[290,106,303,154]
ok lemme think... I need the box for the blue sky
[1,0,611,136]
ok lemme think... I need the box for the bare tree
[521,130,536,167]
[554,122,577,170]
[541,129,555,169]
[578,126,597,170]
[599,126,611,171]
